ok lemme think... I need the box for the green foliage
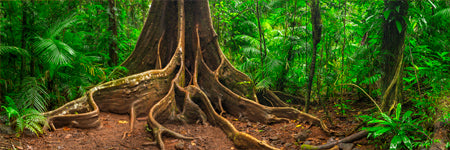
[0,0,148,111]
[1,96,48,137]
[334,99,351,116]
[0,46,30,57]
[362,104,431,150]
[17,77,49,112]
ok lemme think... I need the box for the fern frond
[15,117,25,133]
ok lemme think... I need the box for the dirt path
[2,112,234,150]
[1,103,375,150]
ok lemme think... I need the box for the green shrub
[361,103,431,150]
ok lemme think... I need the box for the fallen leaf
[296,124,302,128]
[119,120,128,124]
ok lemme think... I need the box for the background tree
[305,0,322,113]
[108,0,119,66]
[43,0,341,149]
[381,0,408,113]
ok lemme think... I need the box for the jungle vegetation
[1,0,449,149]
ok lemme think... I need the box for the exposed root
[301,130,368,150]
[218,97,226,116]
[42,0,353,149]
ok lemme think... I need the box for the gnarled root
[42,0,351,149]
[301,130,368,150]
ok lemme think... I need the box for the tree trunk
[108,0,118,66]
[44,0,341,149]
[21,1,28,80]
[255,0,264,75]
[381,0,408,113]
[305,0,322,113]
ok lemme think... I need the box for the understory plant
[1,96,48,137]
[361,103,431,150]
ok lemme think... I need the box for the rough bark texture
[381,0,408,113]
[43,0,341,149]
[108,0,118,66]
[305,0,322,113]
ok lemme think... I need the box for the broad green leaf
[395,103,402,121]
[395,21,402,33]
[368,119,386,124]
[402,111,413,122]
[402,135,413,150]
[367,126,388,132]
[390,135,402,150]
[381,113,393,124]
[373,127,391,138]
[384,9,392,20]
[412,64,419,70]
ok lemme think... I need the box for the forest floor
[0,97,376,150]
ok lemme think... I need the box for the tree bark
[21,1,28,80]
[381,0,408,113]
[255,0,265,76]
[108,0,118,66]
[305,0,322,113]
[44,0,341,149]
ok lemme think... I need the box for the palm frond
[255,78,274,91]
[242,46,261,57]
[264,57,284,77]
[433,8,450,19]
[240,20,258,34]
[234,34,260,47]
[0,46,30,57]
[33,37,76,66]
[45,15,77,39]
[17,77,49,112]
[239,58,259,74]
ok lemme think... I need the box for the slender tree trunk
[381,0,408,113]
[340,0,346,106]
[21,1,28,80]
[305,0,322,113]
[108,0,118,66]
[255,0,264,77]
[28,0,36,77]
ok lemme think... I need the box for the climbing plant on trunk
[305,0,322,113]
[43,0,341,149]
[381,0,408,113]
